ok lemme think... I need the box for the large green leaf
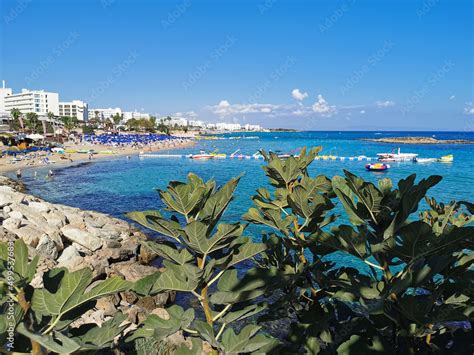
[127,305,194,342]
[126,210,182,241]
[220,324,278,354]
[16,323,81,353]
[32,268,130,322]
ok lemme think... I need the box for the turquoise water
[9,131,473,269]
[11,131,473,262]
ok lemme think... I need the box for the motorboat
[438,154,453,162]
[377,148,417,162]
[190,150,214,160]
[366,163,390,171]
[414,157,437,163]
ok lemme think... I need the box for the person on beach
[16,169,22,179]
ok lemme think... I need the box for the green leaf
[32,269,130,322]
[221,324,278,354]
[77,313,128,348]
[16,323,81,353]
[126,210,182,241]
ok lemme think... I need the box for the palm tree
[25,112,40,132]
[10,108,22,131]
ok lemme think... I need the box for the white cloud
[464,107,474,115]
[360,110,366,114]
[375,100,395,107]
[312,94,336,116]
[209,100,279,117]
[291,88,308,101]
[449,95,456,100]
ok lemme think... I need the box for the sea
[9,131,473,270]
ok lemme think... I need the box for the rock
[0,195,11,208]
[0,226,17,243]
[104,240,122,249]
[110,261,158,282]
[36,234,59,259]
[27,202,50,214]
[139,243,157,264]
[135,296,157,312]
[88,225,121,240]
[151,307,170,320]
[154,291,176,307]
[8,211,23,220]
[30,255,57,288]
[85,217,106,229]
[2,217,21,232]
[83,255,109,278]
[10,203,48,227]
[120,291,138,305]
[61,225,102,251]
[57,245,80,264]
[45,212,67,228]
[95,296,118,316]
[57,255,85,271]
[72,242,93,256]
[3,206,12,213]
[62,209,85,226]
[15,226,41,247]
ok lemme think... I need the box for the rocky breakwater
[0,176,174,328]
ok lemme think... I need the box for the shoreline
[0,139,195,174]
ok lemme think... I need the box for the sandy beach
[0,138,195,174]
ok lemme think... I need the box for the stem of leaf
[212,304,231,322]
[207,269,225,288]
[364,260,385,271]
[216,322,227,341]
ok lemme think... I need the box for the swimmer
[48,170,54,177]
[16,169,22,179]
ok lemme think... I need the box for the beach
[0,136,195,174]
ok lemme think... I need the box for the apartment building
[4,89,59,116]
[59,100,89,121]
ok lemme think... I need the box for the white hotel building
[4,89,59,116]
[59,100,88,121]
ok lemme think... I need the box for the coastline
[0,139,195,174]
[359,137,474,144]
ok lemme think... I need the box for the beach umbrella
[26,133,44,141]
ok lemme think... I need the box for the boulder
[57,245,80,264]
[36,234,59,259]
[15,225,41,247]
[8,211,23,220]
[109,261,158,282]
[57,255,85,271]
[61,225,102,251]
[0,194,11,208]
[44,211,67,228]
[27,202,51,214]
[2,217,21,232]
[95,296,118,316]
[62,209,85,226]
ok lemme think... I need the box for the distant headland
[360,136,474,144]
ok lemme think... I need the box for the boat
[438,154,453,162]
[190,150,214,160]
[414,157,437,163]
[366,163,390,171]
[210,150,226,159]
[377,148,417,162]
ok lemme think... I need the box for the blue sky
[0,0,472,130]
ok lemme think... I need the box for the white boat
[414,157,437,163]
[190,150,214,160]
[377,148,418,162]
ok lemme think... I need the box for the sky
[0,0,473,130]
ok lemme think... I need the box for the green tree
[10,108,22,131]
[24,112,40,132]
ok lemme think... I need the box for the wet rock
[61,225,102,251]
